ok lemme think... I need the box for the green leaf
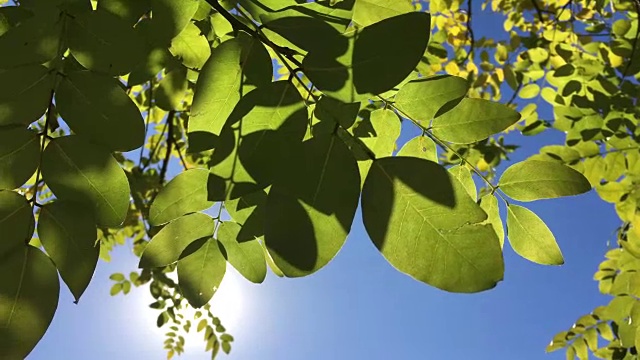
[217,222,267,283]
[169,22,211,70]
[149,0,200,44]
[519,83,540,99]
[55,70,145,152]
[353,109,401,184]
[304,12,430,102]
[0,126,40,189]
[188,33,272,149]
[177,238,226,308]
[0,11,62,69]
[448,165,476,201]
[313,96,360,130]
[506,204,564,265]
[396,135,438,162]
[41,136,131,227]
[140,212,215,268]
[224,188,267,241]
[0,65,55,126]
[499,160,592,202]
[127,18,175,86]
[221,340,231,354]
[352,0,413,26]
[395,75,468,122]
[37,201,98,302]
[207,81,308,200]
[431,98,521,144]
[67,9,146,75]
[110,282,122,296]
[479,194,504,248]
[0,7,34,37]
[0,246,59,359]
[109,273,125,281]
[0,190,34,258]
[265,134,360,277]
[97,0,151,25]
[361,157,503,292]
[155,67,189,111]
[149,169,216,226]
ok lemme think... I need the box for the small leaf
[0,126,40,189]
[149,169,215,226]
[431,98,521,144]
[41,136,131,227]
[217,222,267,283]
[395,75,468,121]
[109,273,125,281]
[37,201,98,302]
[178,238,226,308]
[221,340,231,354]
[0,246,59,359]
[265,134,360,277]
[519,83,540,99]
[396,135,438,162]
[110,282,123,296]
[361,157,503,293]
[506,204,564,265]
[155,67,188,111]
[55,70,145,152]
[499,160,592,202]
[0,65,54,126]
[67,8,146,75]
[140,212,215,268]
[0,190,34,259]
[479,194,504,248]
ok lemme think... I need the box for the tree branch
[461,0,475,64]
[159,111,175,184]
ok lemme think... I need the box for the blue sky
[25,2,623,360]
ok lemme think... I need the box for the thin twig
[461,0,475,64]
[159,111,176,184]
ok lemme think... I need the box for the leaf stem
[159,111,176,184]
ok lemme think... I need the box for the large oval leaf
[431,98,521,144]
[148,0,199,44]
[304,12,430,102]
[352,0,413,26]
[55,70,145,152]
[0,126,40,189]
[395,75,468,122]
[168,22,211,70]
[38,201,98,302]
[499,160,592,202]
[0,190,34,258]
[139,212,215,268]
[0,11,62,69]
[506,204,564,265]
[177,237,226,308]
[98,0,151,26]
[265,134,360,277]
[207,81,308,200]
[148,169,215,226]
[0,246,59,359]
[188,33,272,151]
[41,136,131,227]
[361,156,504,293]
[224,188,268,241]
[67,8,146,75]
[0,65,54,126]
[217,221,267,284]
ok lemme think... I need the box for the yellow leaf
[445,61,460,75]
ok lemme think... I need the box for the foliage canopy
[0,0,639,358]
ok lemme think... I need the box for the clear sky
[26,2,623,360]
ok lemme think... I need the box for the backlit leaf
[67,9,145,75]
[448,165,476,201]
[0,126,40,189]
[140,212,215,268]
[397,135,438,162]
[38,201,98,302]
[479,194,504,248]
[0,65,54,126]
[155,67,189,111]
[149,169,215,226]
[506,204,564,265]
[0,190,34,258]
[0,246,59,359]
[178,237,226,308]
[188,33,272,149]
[98,0,151,25]
[149,0,200,44]
[352,0,413,26]
[499,160,592,202]
[395,75,468,122]
[361,157,503,292]
[265,134,360,277]
[168,22,211,70]
[431,98,521,144]
[41,136,130,227]
[55,70,145,152]
[0,11,62,69]
[217,221,267,283]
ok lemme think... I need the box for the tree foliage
[0,0,638,358]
